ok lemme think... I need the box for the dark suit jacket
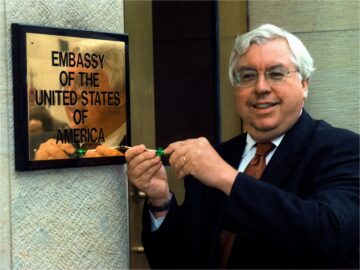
[142,111,359,269]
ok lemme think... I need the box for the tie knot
[255,142,275,156]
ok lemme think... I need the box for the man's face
[64,67,120,129]
[234,39,308,142]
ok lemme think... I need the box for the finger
[126,146,157,171]
[47,139,58,145]
[173,153,194,180]
[34,145,49,160]
[177,161,191,180]
[167,141,190,166]
[34,139,59,160]
[39,139,68,159]
[61,143,76,154]
[34,140,50,160]
[166,138,202,162]
[84,151,101,158]
[165,140,188,155]
[127,155,161,180]
[95,145,124,157]
[134,160,163,187]
[35,140,57,160]
[125,144,147,163]
[172,154,184,174]
[46,143,69,159]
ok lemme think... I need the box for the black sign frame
[11,23,130,171]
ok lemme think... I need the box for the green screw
[155,147,170,157]
[77,149,87,156]
[155,147,165,156]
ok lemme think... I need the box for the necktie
[218,142,275,268]
[243,142,275,179]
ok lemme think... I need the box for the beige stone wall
[218,1,247,141]
[0,0,129,269]
[0,0,11,268]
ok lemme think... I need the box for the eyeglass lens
[234,68,296,87]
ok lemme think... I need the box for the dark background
[152,1,220,147]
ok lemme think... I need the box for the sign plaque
[11,24,130,171]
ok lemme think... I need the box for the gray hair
[71,39,125,92]
[228,24,315,86]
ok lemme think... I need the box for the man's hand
[34,139,75,160]
[84,145,124,158]
[165,137,238,195]
[125,145,170,207]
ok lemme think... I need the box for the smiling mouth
[252,103,278,109]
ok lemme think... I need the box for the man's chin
[246,122,282,141]
[250,120,278,132]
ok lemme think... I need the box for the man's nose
[254,73,271,94]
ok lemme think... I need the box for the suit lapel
[217,134,247,169]
[261,111,316,188]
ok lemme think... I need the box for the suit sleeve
[141,194,187,269]
[225,133,359,258]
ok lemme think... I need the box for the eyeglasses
[233,67,299,88]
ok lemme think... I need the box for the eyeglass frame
[232,66,301,88]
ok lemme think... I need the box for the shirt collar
[242,133,285,158]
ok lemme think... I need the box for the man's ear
[302,79,309,100]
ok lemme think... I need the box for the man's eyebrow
[266,64,285,70]
[236,66,257,72]
[236,64,286,72]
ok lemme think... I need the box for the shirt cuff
[149,210,166,232]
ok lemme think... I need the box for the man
[125,24,359,268]
[34,39,126,160]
